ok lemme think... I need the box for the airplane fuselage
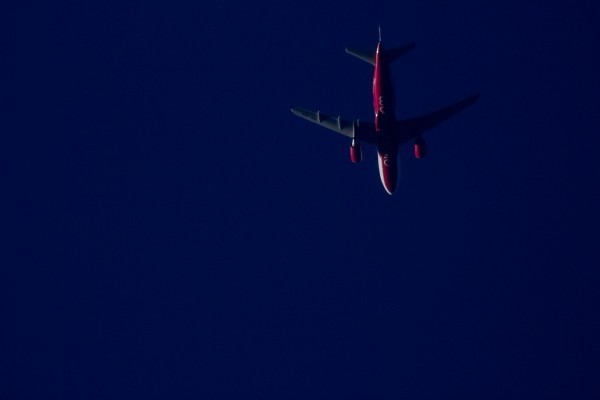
[291,32,479,195]
[373,41,399,194]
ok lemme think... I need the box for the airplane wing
[395,94,480,143]
[290,107,377,145]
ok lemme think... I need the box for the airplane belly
[377,152,399,195]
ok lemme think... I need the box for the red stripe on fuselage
[373,41,399,194]
[373,42,383,132]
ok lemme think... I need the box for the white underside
[377,153,393,195]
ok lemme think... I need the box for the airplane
[291,28,479,194]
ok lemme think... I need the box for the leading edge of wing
[290,107,377,145]
[395,94,480,143]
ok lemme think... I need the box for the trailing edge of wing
[290,107,377,145]
[395,94,480,143]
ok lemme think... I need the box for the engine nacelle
[350,139,362,163]
[414,137,427,159]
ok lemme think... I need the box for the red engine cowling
[414,137,427,159]
[350,139,362,163]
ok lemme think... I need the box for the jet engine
[414,136,427,159]
[350,139,362,163]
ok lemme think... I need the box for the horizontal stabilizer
[345,47,375,65]
[386,43,415,63]
[346,43,414,65]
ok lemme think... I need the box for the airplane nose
[384,180,396,195]
[378,152,399,195]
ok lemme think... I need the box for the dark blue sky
[3,1,600,398]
